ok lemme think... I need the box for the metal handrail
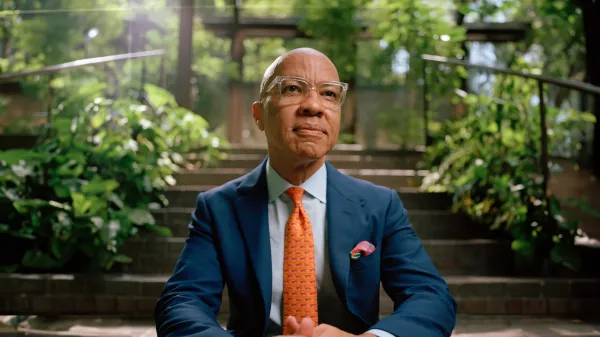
[0,49,167,128]
[0,49,166,83]
[420,53,600,221]
[421,54,600,95]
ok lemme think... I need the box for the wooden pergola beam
[202,8,531,143]
[200,16,531,42]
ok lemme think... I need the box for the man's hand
[276,317,376,337]
[275,316,317,336]
[314,324,377,337]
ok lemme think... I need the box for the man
[155,48,457,337]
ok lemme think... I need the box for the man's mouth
[293,124,326,135]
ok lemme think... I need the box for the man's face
[254,51,343,161]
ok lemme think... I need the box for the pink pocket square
[350,241,376,260]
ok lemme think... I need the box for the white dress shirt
[265,160,393,337]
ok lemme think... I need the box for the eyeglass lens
[279,78,345,106]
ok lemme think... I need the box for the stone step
[2,273,598,318]
[6,316,600,337]
[193,153,424,170]
[152,208,494,240]
[115,238,514,276]
[164,186,452,210]
[6,315,600,337]
[172,168,427,188]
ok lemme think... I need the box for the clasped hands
[275,316,375,337]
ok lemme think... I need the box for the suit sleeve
[368,189,457,337]
[154,193,231,337]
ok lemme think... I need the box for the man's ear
[252,101,265,131]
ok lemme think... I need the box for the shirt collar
[266,158,327,203]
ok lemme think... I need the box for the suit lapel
[234,159,272,331]
[325,163,367,311]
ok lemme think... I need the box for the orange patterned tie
[282,187,318,335]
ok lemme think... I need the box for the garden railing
[421,53,600,217]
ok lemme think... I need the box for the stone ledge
[3,315,600,337]
[1,274,599,318]
[164,187,452,210]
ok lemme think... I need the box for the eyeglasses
[261,76,349,107]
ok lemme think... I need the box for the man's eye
[323,91,337,97]
[283,85,301,93]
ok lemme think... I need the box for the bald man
[155,48,457,337]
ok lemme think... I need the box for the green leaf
[112,254,133,264]
[12,199,50,213]
[57,159,84,178]
[0,224,35,240]
[454,172,473,187]
[83,179,120,195]
[54,184,71,199]
[550,245,581,271]
[50,76,67,89]
[88,198,108,216]
[579,112,596,123]
[144,84,178,108]
[0,150,46,165]
[511,239,534,258]
[72,193,93,217]
[50,237,63,259]
[110,193,125,209]
[501,128,515,146]
[458,3,473,15]
[128,209,156,226]
[151,225,173,237]
[53,118,75,134]
[90,110,108,129]
[487,122,499,133]
[0,265,18,273]
[474,165,487,179]
[22,250,63,269]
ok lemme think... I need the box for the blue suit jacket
[155,160,457,337]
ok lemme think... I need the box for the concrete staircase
[2,145,600,319]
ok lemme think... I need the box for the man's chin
[293,143,330,160]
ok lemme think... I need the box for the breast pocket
[349,249,379,272]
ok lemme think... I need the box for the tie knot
[285,187,305,206]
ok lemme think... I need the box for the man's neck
[268,153,325,186]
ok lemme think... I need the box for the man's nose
[299,91,323,117]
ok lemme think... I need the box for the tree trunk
[226,0,244,144]
[579,0,600,177]
[175,0,193,109]
[341,40,358,142]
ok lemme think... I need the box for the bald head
[259,48,339,98]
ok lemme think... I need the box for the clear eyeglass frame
[261,76,349,107]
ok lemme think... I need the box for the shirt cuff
[366,329,396,337]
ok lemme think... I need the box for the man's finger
[297,317,316,336]
[283,316,300,335]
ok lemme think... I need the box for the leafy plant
[376,106,442,149]
[421,75,596,275]
[0,83,225,272]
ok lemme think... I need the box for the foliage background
[0,0,595,274]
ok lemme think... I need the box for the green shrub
[421,81,596,275]
[0,83,226,272]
